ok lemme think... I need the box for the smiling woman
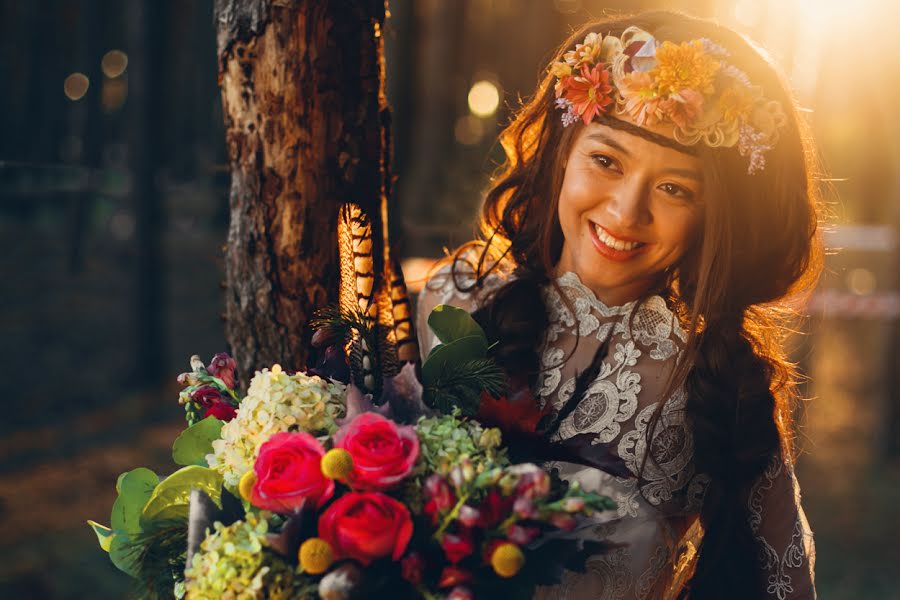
[416,9,821,600]
[555,123,705,307]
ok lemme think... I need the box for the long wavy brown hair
[431,10,823,599]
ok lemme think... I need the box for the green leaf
[421,334,489,386]
[109,532,140,577]
[87,520,115,552]
[172,416,224,466]
[141,466,223,526]
[427,304,486,345]
[111,468,159,535]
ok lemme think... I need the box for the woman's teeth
[594,223,643,251]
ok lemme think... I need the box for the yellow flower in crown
[650,40,721,97]
[717,85,755,129]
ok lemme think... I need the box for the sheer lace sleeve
[746,452,817,599]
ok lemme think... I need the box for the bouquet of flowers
[89,305,620,599]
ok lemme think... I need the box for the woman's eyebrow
[585,132,631,156]
[661,167,703,182]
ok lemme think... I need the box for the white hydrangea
[208,365,346,488]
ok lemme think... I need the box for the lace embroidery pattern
[618,388,695,505]
[748,455,812,600]
[561,546,633,600]
[553,340,643,443]
[637,542,670,598]
[543,272,687,358]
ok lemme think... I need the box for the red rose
[334,413,419,491]
[251,432,334,513]
[318,492,413,566]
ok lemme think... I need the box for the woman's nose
[605,180,649,229]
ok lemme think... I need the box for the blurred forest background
[1,0,898,597]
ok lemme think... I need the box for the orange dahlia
[563,63,614,125]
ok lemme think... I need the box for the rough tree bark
[215,0,415,388]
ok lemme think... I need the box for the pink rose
[334,413,419,491]
[251,432,334,513]
[318,492,413,566]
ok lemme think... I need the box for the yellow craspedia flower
[320,448,354,481]
[238,470,256,502]
[299,537,334,575]
[651,40,720,97]
[491,542,525,578]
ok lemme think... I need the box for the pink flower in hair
[659,88,704,130]
[618,71,664,127]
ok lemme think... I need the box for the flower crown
[550,27,787,174]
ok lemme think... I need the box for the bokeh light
[101,49,128,78]
[847,268,877,296]
[454,115,485,145]
[63,72,89,101]
[467,80,500,118]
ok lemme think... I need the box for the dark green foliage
[123,518,188,600]
[424,357,507,416]
[309,305,374,345]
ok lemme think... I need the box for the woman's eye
[659,182,693,200]
[591,154,615,169]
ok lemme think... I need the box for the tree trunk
[215,0,415,388]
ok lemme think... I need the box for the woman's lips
[589,221,648,262]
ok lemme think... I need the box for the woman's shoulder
[415,242,516,361]
[421,242,516,300]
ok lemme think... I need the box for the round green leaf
[111,468,159,534]
[421,334,489,385]
[427,304,486,345]
[141,465,223,526]
[172,416,224,466]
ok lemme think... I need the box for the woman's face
[555,121,705,306]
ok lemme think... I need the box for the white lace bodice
[415,253,816,599]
